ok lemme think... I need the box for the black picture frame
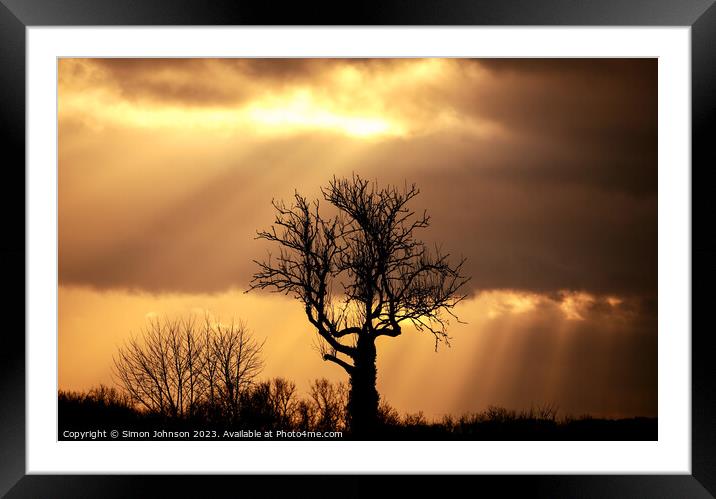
[1,1,713,496]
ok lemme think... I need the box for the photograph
[57,57,658,442]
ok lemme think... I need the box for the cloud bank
[59,58,656,299]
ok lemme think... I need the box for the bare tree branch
[250,174,470,376]
[322,353,355,374]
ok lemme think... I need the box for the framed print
[2,0,715,496]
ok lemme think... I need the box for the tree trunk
[347,335,379,436]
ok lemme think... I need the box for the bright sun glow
[246,92,401,138]
[559,291,596,321]
[484,291,540,319]
[60,90,402,139]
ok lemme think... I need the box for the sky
[58,58,657,419]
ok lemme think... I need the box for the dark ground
[58,390,657,441]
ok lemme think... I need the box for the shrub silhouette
[59,384,138,430]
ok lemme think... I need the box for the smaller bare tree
[113,317,206,418]
[309,378,348,432]
[204,319,265,423]
[294,400,316,430]
[113,315,263,421]
[269,377,300,428]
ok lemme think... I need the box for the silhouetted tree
[236,377,300,429]
[113,315,263,420]
[269,377,300,427]
[239,381,275,428]
[251,175,469,434]
[309,378,348,432]
[377,400,401,427]
[294,399,316,430]
[204,320,265,423]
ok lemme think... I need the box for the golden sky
[58,58,657,419]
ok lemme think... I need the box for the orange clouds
[58,58,488,139]
[59,58,657,296]
[58,58,658,418]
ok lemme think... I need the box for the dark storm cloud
[72,58,373,107]
[396,175,654,297]
[472,59,656,143]
[59,129,657,297]
[457,59,658,192]
[85,58,253,106]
